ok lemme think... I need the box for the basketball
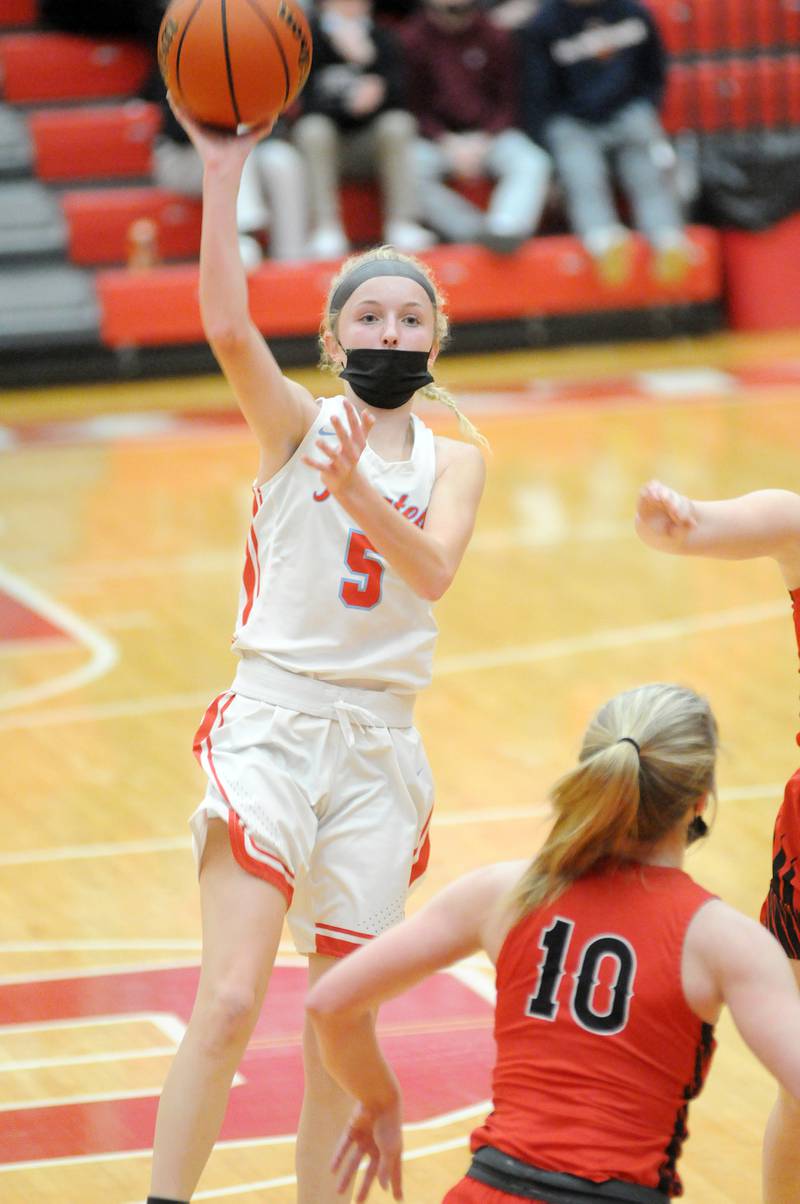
[157,0,312,131]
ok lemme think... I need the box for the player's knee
[198,981,260,1052]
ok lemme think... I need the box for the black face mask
[340,347,434,410]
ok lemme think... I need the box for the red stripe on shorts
[315,932,371,958]
[409,809,433,886]
[228,810,293,906]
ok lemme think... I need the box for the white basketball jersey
[231,396,439,696]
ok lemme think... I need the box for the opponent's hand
[302,400,376,498]
[635,479,697,548]
[332,1101,403,1202]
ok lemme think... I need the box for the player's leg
[295,952,362,1204]
[149,818,287,1200]
[763,957,800,1204]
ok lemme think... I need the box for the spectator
[291,0,434,258]
[40,0,164,37]
[402,0,551,252]
[521,0,692,285]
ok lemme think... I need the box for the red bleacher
[0,32,151,103]
[97,227,722,350]
[662,56,800,134]
[0,0,37,28]
[62,188,203,266]
[29,102,159,182]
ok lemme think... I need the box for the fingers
[337,1142,368,1196]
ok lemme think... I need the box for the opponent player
[307,681,800,1203]
[635,480,800,1204]
[146,105,486,1204]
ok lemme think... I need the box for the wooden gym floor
[2,328,800,1202]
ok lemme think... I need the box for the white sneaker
[384,220,437,253]
[238,234,263,273]
[307,225,349,260]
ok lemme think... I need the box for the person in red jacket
[307,679,800,1203]
[635,480,800,1204]
[401,0,551,253]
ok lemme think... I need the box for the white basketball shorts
[190,656,434,957]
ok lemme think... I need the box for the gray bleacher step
[0,264,100,349]
[0,104,33,176]
[0,179,66,258]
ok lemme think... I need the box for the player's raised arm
[635,480,800,588]
[170,101,318,472]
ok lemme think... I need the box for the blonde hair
[319,246,487,449]
[511,683,718,918]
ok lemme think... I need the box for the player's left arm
[636,481,800,589]
[305,407,486,600]
[307,864,507,1097]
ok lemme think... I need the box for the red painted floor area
[0,964,494,1163]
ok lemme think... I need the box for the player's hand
[332,1101,403,1201]
[166,93,275,167]
[635,479,697,547]
[302,400,376,498]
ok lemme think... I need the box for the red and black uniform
[444,864,716,1204]
[760,588,800,958]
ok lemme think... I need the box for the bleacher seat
[0,0,37,29]
[0,33,151,104]
[62,188,202,266]
[29,102,159,182]
[96,227,722,351]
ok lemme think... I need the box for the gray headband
[329,260,436,316]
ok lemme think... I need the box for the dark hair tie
[617,737,641,756]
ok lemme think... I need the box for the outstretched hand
[635,479,697,548]
[166,93,275,169]
[332,1102,403,1202]
[303,400,376,498]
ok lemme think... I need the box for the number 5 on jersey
[340,529,385,609]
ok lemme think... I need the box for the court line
[435,599,788,675]
[0,1093,489,1176]
[0,784,781,875]
[0,804,551,870]
[0,597,788,731]
[0,564,119,711]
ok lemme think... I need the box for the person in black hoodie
[521,0,691,285]
[291,0,434,258]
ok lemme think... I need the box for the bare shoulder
[432,433,486,485]
[686,897,784,968]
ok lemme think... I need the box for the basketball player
[146,105,486,1204]
[307,682,800,1204]
[635,479,800,1204]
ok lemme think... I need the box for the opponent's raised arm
[172,101,317,467]
[635,481,800,588]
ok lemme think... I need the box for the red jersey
[760,587,800,953]
[469,863,716,1198]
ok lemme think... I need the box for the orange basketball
[158,0,312,131]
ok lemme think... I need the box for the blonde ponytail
[318,246,487,449]
[511,683,718,917]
